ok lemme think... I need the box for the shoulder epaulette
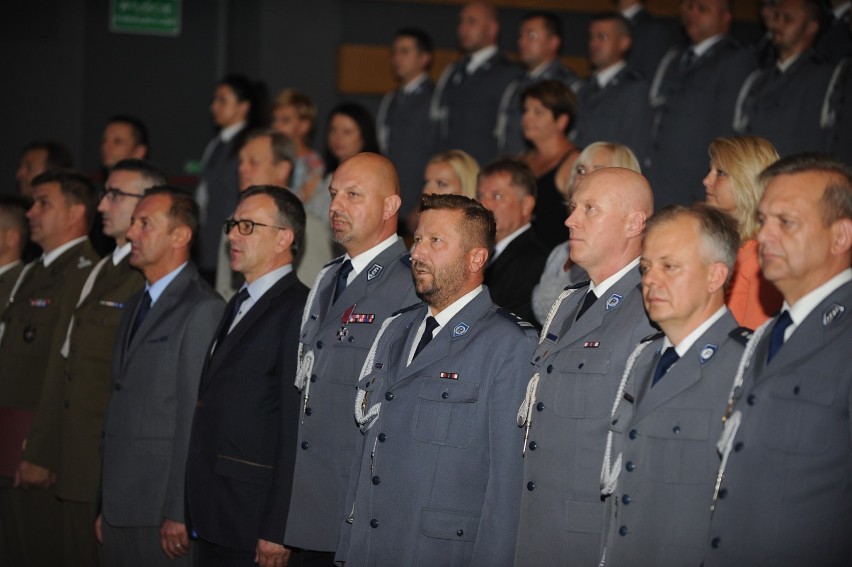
[641,331,665,343]
[391,301,426,317]
[495,307,537,331]
[564,280,591,291]
[322,256,345,268]
[729,326,753,345]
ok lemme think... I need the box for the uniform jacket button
[370,519,379,528]
[526,481,535,491]
[536,402,544,411]
[301,441,310,450]
[378,433,387,442]
[385,391,395,401]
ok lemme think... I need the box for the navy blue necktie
[216,288,250,349]
[652,347,680,386]
[767,310,793,363]
[333,260,354,303]
[575,291,598,320]
[413,316,440,360]
[129,291,152,342]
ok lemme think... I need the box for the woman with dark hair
[196,73,267,283]
[519,80,580,248]
[300,102,380,282]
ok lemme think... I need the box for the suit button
[793,385,800,395]
[718,488,727,499]
[711,537,721,548]
[316,341,323,349]
[114,383,122,391]
[546,364,553,374]
[371,476,381,485]
[528,441,538,451]
[628,429,638,439]
[441,392,449,399]
[625,461,635,472]
[622,494,631,505]
[348,336,354,343]
[536,402,544,412]
[526,481,535,491]
[747,394,757,405]
[734,442,743,452]
[301,441,310,450]
[385,392,395,401]
[370,519,379,528]
[378,433,387,442]
[456,529,464,537]
[310,374,317,383]
[672,425,681,434]
[305,407,313,416]
[619,525,629,536]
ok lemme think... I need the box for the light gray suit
[602,311,748,566]
[515,269,655,566]
[100,263,224,565]
[335,288,537,566]
[285,240,419,553]
[705,279,852,566]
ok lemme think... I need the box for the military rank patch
[29,298,52,308]
[545,332,558,342]
[366,263,383,281]
[606,293,623,310]
[452,322,469,337]
[823,303,845,326]
[584,341,600,348]
[440,371,459,380]
[699,343,718,364]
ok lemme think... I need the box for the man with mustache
[285,153,417,566]
[335,193,536,566]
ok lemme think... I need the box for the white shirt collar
[220,121,246,143]
[595,60,627,87]
[589,257,640,299]
[402,73,428,94]
[0,260,21,277]
[621,4,642,20]
[493,224,531,261]
[781,268,852,341]
[407,285,484,365]
[662,305,728,356]
[467,45,498,74]
[42,236,88,267]
[345,234,399,286]
[776,52,801,73]
[692,34,726,58]
[227,264,294,333]
[529,60,554,79]
[145,261,188,305]
[834,1,850,20]
[112,242,132,266]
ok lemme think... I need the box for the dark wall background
[0,0,759,193]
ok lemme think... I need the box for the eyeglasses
[101,187,145,202]
[223,218,288,236]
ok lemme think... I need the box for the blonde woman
[703,136,783,328]
[531,142,640,324]
[408,150,480,234]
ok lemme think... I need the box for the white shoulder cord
[493,79,519,150]
[60,256,110,358]
[0,261,37,347]
[711,319,770,510]
[649,48,679,108]
[354,313,402,429]
[294,263,335,393]
[600,341,652,496]
[732,69,761,133]
[517,287,582,455]
[821,58,849,129]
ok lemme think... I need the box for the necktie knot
[767,310,793,362]
[652,346,680,386]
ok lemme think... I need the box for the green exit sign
[110,0,181,36]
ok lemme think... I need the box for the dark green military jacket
[0,262,24,307]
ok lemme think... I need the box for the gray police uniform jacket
[335,288,537,567]
[515,269,655,566]
[602,311,748,567]
[706,279,852,566]
[285,240,419,552]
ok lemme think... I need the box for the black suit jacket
[186,270,309,550]
[484,228,549,326]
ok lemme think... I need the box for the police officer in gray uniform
[335,194,536,566]
[285,153,418,565]
[600,204,749,566]
[515,168,655,566]
[706,155,852,565]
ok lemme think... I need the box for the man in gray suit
[335,193,537,566]
[515,168,655,566]
[96,187,225,567]
[284,153,418,566]
[706,155,852,565]
[600,204,748,566]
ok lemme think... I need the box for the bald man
[515,168,656,566]
[284,153,419,566]
[432,1,521,165]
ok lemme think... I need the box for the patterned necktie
[652,347,680,386]
[767,310,793,363]
[413,316,440,360]
[333,260,354,303]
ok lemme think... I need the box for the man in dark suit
[601,204,748,566]
[24,160,161,567]
[734,0,832,157]
[0,169,99,567]
[515,168,655,566]
[0,196,28,305]
[815,0,852,63]
[645,0,754,207]
[478,158,549,325]
[573,13,651,163]
[187,186,308,567]
[97,187,225,567]
[378,28,436,227]
[497,11,579,155]
[335,194,537,566]
[706,155,852,565]
[432,1,521,165]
